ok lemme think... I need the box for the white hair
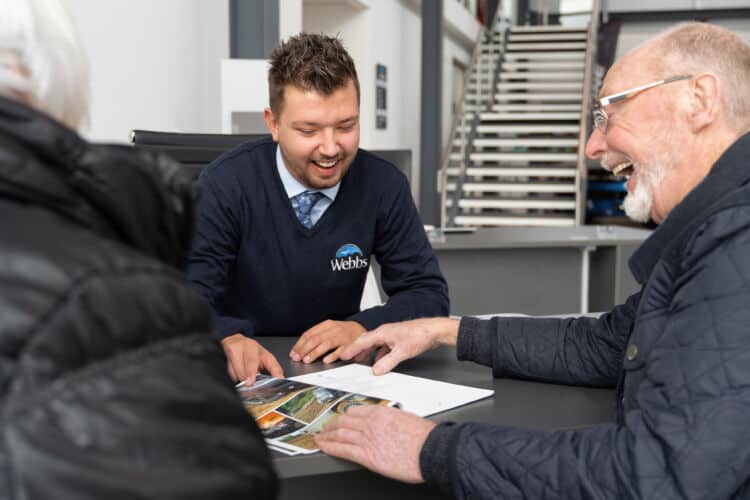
[0,0,89,130]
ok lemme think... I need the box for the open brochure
[238,364,494,456]
[238,372,398,455]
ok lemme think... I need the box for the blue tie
[291,191,325,229]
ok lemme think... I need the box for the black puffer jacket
[422,132,750,499]
[0,96,277,499]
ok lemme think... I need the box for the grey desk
[263,336,615,499]
[429,226,651,316]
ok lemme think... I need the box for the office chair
[130,129,268,181]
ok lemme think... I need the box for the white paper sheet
[290,364,493,417]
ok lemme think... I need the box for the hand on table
[340,317,461,375]
[315,405,436,483]
[290,319,370,364]
[221,333,284,385]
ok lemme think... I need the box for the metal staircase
[440,15,598,228]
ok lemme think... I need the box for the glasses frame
[592,75,693,133]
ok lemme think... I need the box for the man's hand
[221,334,283,385]
[290,320,368,364]
[340,317,460,375]
[315,405,436,483]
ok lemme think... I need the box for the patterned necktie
[291,191,325,229]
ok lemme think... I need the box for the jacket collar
[629,131,750,283]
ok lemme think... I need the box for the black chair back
[130,129,412,184]
[130,129,268,180]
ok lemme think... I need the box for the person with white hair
[0,0,277,497]
[0,0,89,128]
[316,22,750,500]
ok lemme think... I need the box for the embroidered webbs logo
[330,244,368,271]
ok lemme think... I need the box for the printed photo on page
[237,375,398,455]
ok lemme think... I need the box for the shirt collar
[275,145,340,201]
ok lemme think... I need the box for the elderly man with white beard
[314,22,750,500]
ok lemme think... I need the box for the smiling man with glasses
[587,71,700,222]
[315,22,750,500]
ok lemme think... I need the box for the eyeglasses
[592,75,692,133]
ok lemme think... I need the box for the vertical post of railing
[574,0,600,225]
[438,13,490,231]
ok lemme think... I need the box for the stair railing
[574,0,600,225]
[438,7,505,231]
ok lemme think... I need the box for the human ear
[263,108,280,142]
[687,73,720,133]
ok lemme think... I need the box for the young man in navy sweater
[188,33,449,384]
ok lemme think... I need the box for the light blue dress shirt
[276,146,339,226]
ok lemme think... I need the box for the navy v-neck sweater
[188,137,449,339]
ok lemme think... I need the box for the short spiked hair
[268,33,359,115]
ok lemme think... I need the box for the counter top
[430,225,652,250]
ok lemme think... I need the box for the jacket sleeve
[457,291,640,387]
[188,171,255,339]
[420,212,750,500]
[6,268,277,499]
[347,173,449,330]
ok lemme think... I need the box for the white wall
[63,0,229,143]
[280,0,304,40]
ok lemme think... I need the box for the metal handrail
[438,7,504,230]
[574,0,600,225]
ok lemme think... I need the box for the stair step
[475,124,580,133]
[454,214,576,227]
[479,112,581,121]
[506,42,587,51]
[470,68,497,75]
[498,71,583,81]
[497,81,582,90]
[467,81,495,88]
[502,60,585,70]
[490,104,581,112]
[462,105,487,112]
[446,167,578,177]
[494,92,582,102]
[504,51,585,60]
[461,182,576,193]
[508,32,587,42]
[464,92,495,99]
[457,124,581,134]
[466,152,578,162]
[470,137,579,147]
[451,198,577,210]
[450,152,579,162]
[509,25,588,33]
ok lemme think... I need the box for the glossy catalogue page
[238,374,395,455]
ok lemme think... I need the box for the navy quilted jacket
[421,132,750,500]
